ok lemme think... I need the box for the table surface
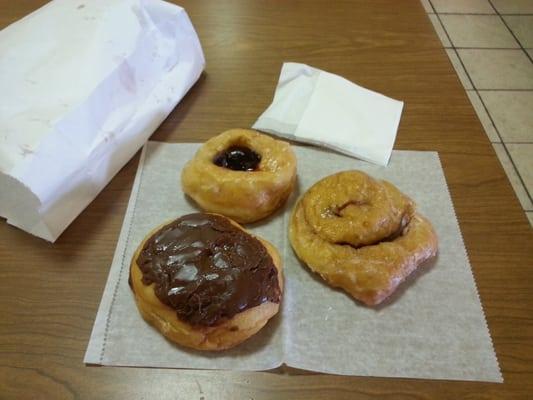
[1,1,532,399]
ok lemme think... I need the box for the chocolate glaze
[136,213,280,327]
[213,146,261,171]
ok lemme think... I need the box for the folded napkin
[253,63,404,166]
[0,0,204,241]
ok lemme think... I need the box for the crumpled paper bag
[0,0,205,241]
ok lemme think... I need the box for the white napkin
[0,0,205,241]
[253,63,404,166]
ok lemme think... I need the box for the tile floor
[421,0,533,226]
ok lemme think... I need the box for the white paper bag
[253,63,404,166]
[0,0,205,241]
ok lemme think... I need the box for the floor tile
[440,15,519,48]
[528,49,533,58]
[457,49,533,89]
[503,16,533,48]
[493,144,533,210]
[507,144,533,204]
[527,211,533,226]
[420,0,433,13]
[466,90,500,142]
[430,0,495,13]
[429,14,451,47]
[491,0,533,14]
[446,49,474,89]
[480,91,533,142]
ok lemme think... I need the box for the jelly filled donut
[289,171,438,306]
[130,213,283,351]
[181,129,297,223]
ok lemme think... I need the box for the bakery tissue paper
[85,142,502,382]
[0,0,205,242]
[253,62,403,166]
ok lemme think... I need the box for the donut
[129,213,283,351]
[289,171,438,306]
[181,129,297,223]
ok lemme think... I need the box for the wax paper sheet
[85,142,501,382]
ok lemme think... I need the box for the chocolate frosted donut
[136,213,280,326]
[130,213,283,350]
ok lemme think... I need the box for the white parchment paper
[85,142,502,382]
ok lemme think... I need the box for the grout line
[428,14,452,47]
[486,0,533,64]
[453,47,523,50]
[427,0,533,206]
[442,45,477,90]
[427,0,436,13]
[481,100,533,204]
[503,143,533,202]
[445,49,474,89]
[476,88,533,91]
[427,13,494,15]
[429,12,533,16]
[499,143,533,205]
[429,2,455,45]
[469,90,502,142]
[473,85,533,204]
[428,2,477,90]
